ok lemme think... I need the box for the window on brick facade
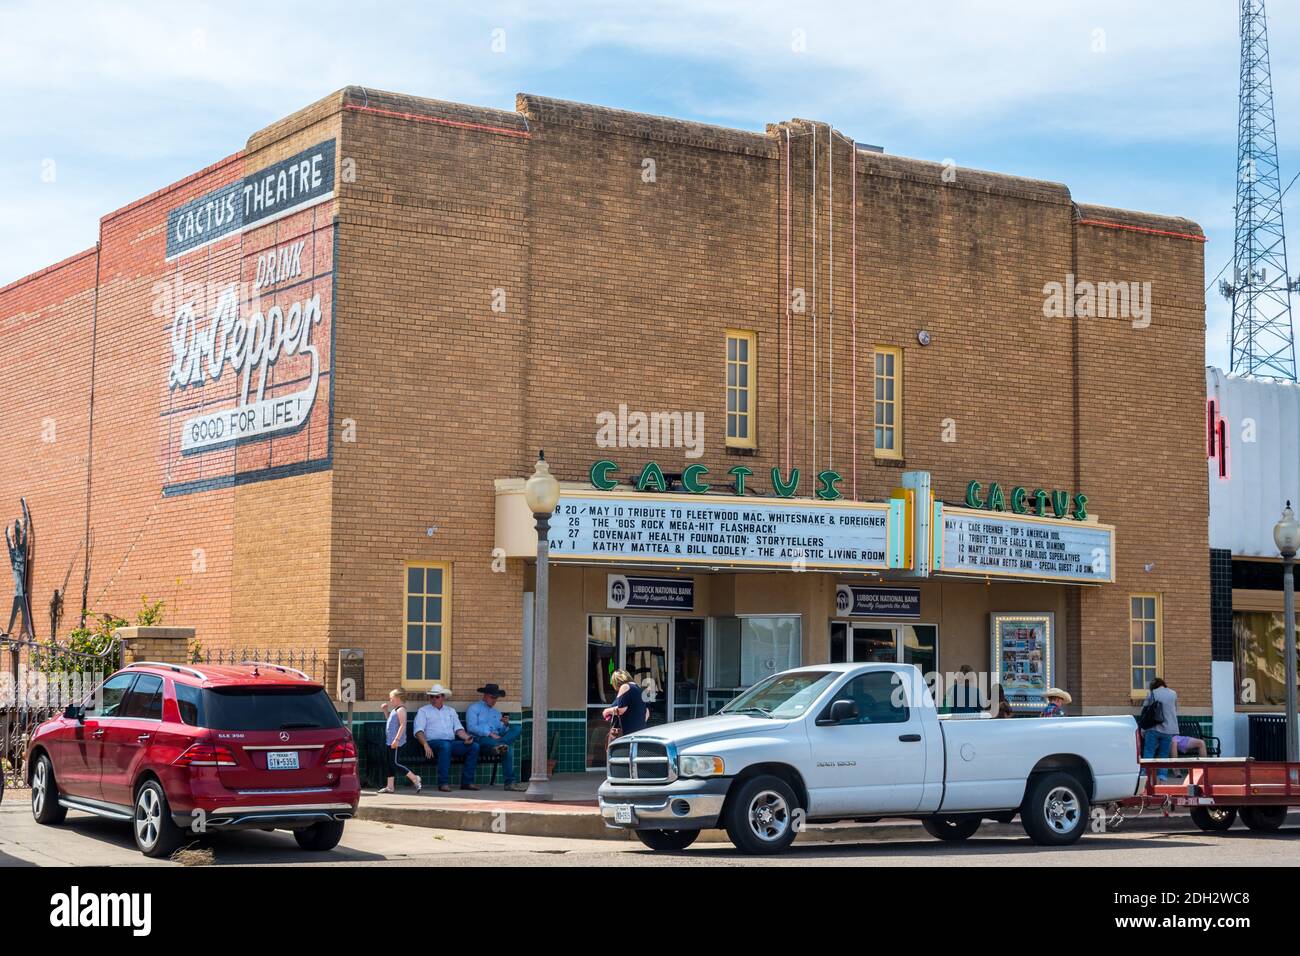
[726,330,756,449]
[405,563,451,687]
[874,347,902,459]
[1130,594,1162,697]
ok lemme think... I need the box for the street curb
[355,801,1240,844]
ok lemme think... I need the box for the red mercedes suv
[25,660,360,857]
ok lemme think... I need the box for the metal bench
[358,721,504,788]
[1177,716,1221,757]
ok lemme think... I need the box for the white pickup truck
[598,662,1142,854]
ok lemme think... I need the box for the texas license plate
[267,751,299,771]
[614,804,635,825]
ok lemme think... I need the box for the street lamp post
[1275,502,1300,763]
[524,451,561,802]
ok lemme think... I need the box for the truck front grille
[607,739,675,784]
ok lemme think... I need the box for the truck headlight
[678,755,725,778]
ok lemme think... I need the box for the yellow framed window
[404,563,451,687]
[726,330,756,448]
[1130,594,1162,697]
[874,347,902,459]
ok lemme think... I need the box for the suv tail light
[174,743,238,768]
[323,740,357,765]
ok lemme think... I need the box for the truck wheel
[1021,772,1089,846]
[922,815,981,841]
[1240,806,1287,832]
[1189,806,1237,832]
[133,780,184,858]
[724,774,799,855]
[294,820,346,851]
[635,829,699,852]
[30,755,66,825]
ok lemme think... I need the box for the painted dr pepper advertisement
[991,612,1054,714]
[159,140,336,496]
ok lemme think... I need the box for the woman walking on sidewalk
[380,689,423,794]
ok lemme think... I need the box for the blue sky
[3,0,1298,370]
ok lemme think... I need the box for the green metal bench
[1176,716,1220,757]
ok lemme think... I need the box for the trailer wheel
[922,816,982,841]
[1240,805,1287,832]
[1021,772,1089,846]
[1189,806,1236,832]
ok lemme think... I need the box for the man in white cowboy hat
[413,684,480,791]
[466,682,527,791]
[1041,687,1072,717]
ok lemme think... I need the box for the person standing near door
[603,669,648,744]
[1141,678,1179,781]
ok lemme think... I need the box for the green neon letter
[682,464,711,494]
[589,459,618,491]
[635,461,667,493]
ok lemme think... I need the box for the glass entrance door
[623,618,669,727]
[672,618,706,721]
[829,622,939,672]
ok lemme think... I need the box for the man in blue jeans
[466,683,526,792]
[413,685,480,792]
[1141,677,1179,781]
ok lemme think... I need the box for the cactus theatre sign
[160,140,336,496]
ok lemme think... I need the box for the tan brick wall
[0,86,1210,713]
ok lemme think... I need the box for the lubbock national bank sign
[161,139,336,495]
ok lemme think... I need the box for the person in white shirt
[413,685,480,791]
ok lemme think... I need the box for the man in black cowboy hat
[466,682,526,791]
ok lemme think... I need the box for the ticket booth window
[709,616,801,711]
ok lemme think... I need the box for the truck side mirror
[818,699,859,725]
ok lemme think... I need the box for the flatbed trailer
[1109,757,1300,832]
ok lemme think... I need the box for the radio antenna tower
[1222,0,1298,380]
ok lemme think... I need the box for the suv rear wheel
[30,755,67,825]
[294,819,346,851]
[133,780,184,858]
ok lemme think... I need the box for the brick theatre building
[0,87,1210,772]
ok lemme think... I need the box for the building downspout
[80,237,102,627]
[1068,202,1084,711]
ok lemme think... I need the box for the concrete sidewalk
[355,773,1242,844]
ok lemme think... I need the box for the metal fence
[192,646,324,683]
[1,634,120,792]
[1,639,325,792]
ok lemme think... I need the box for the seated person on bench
[467,683,526,792]
[1171,734,1208,758]
[414,684,480,792]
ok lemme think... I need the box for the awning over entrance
[495,480,894,572]
[495,475,1115,584]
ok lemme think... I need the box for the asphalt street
[3,797,1299,867]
